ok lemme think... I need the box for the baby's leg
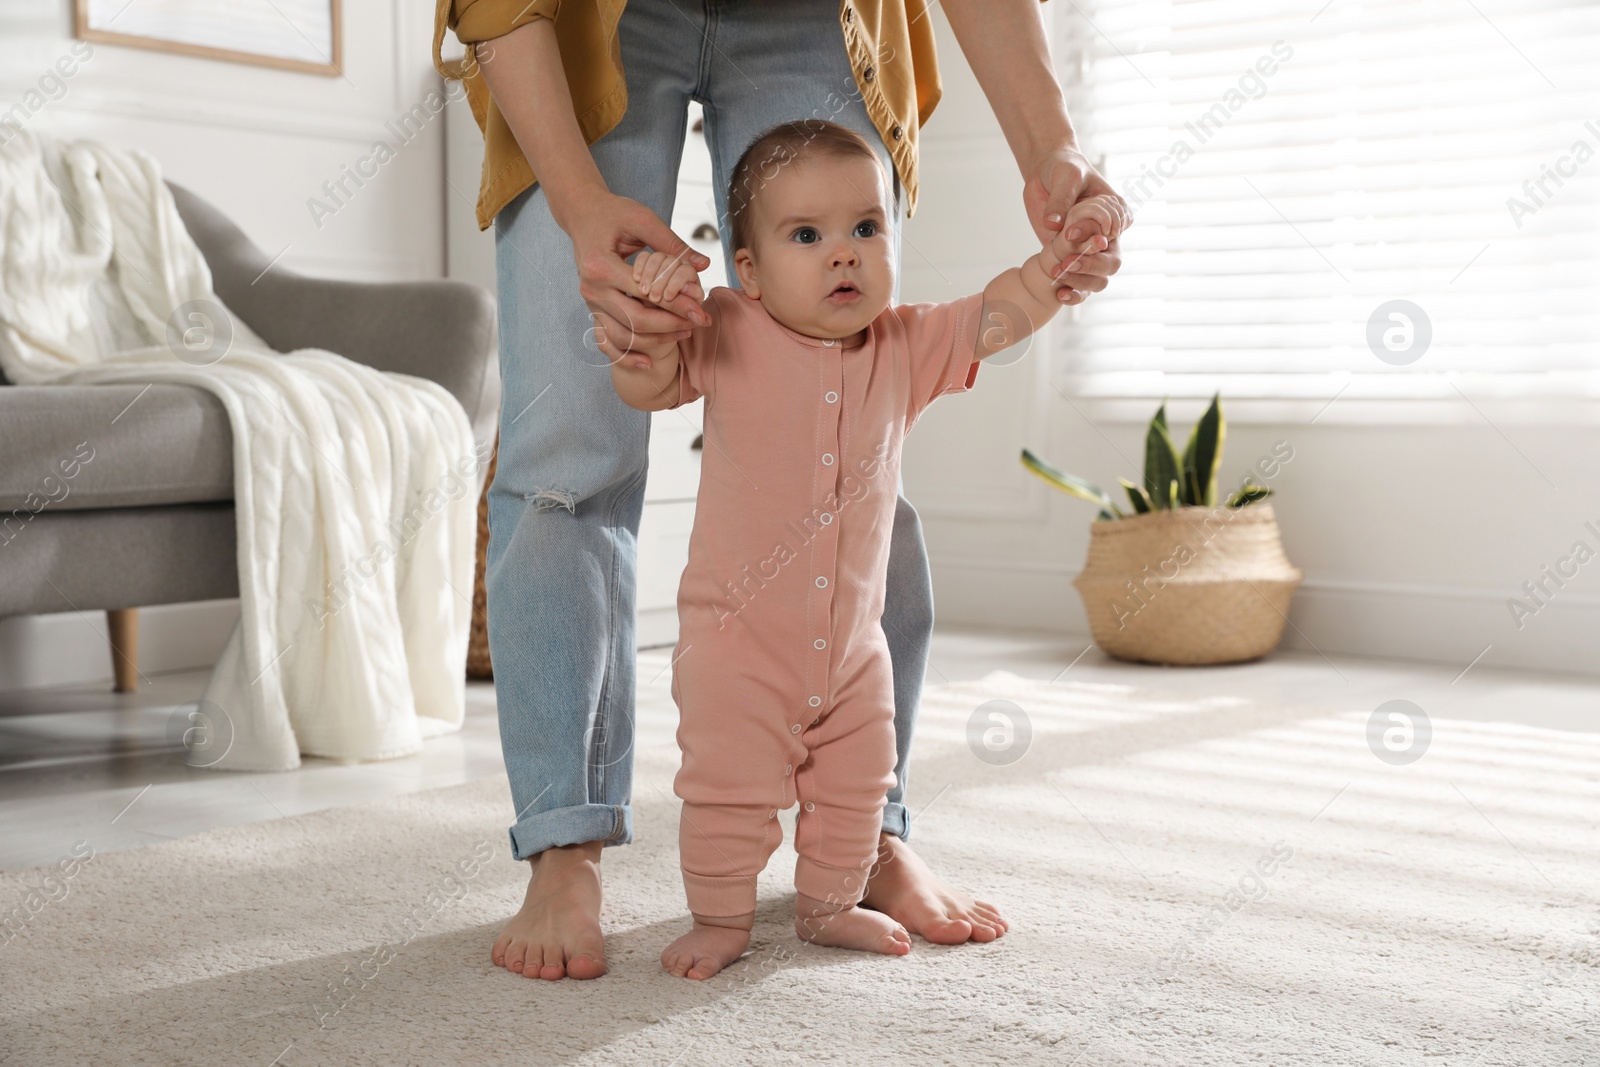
[791,661,908,955]
[664,800,780,980]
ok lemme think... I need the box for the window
[1054,0,1600,408]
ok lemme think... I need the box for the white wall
[1,0,452,690]
[900,4,1600,679]
[443,86,497,293]
[6,1,1595,691]
[3,0,448,280]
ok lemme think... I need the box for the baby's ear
[732,249,762,298]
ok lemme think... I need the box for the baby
[610,119,1112,980]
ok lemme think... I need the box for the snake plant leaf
[1180,440,1196,504]
[1097,508,1116,521]
[1168,479,1181,509]
[1226,483,1274,507]
[1020,447,1126,518]
[1183,467,1203,508]
[1143,414,1181,510]
[1119,477,1152,514]
[1192,392,1225,506]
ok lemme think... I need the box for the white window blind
[1053,0,1600,402]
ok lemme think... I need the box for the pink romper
[663,284,986,918]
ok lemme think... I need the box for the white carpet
[2,669,1596,1066]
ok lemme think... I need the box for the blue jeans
[486,0,932,861]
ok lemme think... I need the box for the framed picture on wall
[73,0,343,77]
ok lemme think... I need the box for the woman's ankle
[534,840,603,868]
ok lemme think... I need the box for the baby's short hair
[725,119,898,257]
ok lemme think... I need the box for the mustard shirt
[433,0,1046,231]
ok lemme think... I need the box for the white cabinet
[636,101,724,648]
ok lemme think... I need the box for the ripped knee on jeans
[524,487,577,513]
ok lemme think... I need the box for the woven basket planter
[466,437,497,680]
[1073,503,1303,666]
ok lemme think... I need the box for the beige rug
[2,670,1597,1066]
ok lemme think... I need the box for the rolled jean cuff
[682,869,759,918]
[793,855,873,909]
[880,800,910,842]
[507,802,632,862]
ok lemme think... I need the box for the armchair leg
[108,608,139,693]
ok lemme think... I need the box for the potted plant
[1022,394,1303,666]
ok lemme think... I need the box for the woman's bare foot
[661,913,753,980]
[794,892,911,955]
[861,833,1008,944]
[490,841,608,981]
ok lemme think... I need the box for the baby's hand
[1062,192,1128,244]
[1042,200,1113,290]
[632,248,705,309]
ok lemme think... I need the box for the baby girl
[610,119,1113,980]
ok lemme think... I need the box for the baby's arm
[976,196,1114,361]
[610,249,705,411]
[609,331,683,412]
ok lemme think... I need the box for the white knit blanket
[0,130,477,771]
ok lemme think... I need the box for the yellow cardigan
[434,0,1042,231]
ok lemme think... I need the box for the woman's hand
[1044,194,1118,299]
[562,190,713,367]
[1022,145,1131,305]
[604,248,707,370]
[468,21,711,367]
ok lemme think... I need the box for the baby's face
[732,152,895,343]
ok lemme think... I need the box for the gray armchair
[0,181,501,689]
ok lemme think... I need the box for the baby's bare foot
[661,917,752,980]
[490,841,607,981]
[794,894,911,956]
